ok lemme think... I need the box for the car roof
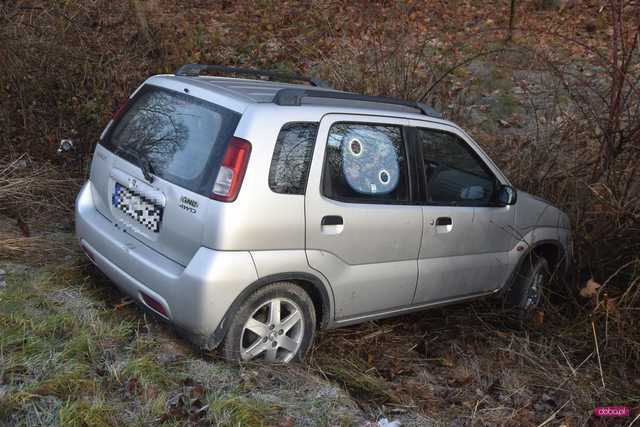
[146,75,453,125]
[188,76,338,102]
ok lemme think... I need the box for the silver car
[75,64,571,363]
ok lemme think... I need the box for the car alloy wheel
[240,297,304,362]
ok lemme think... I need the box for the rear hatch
[89,84,241,265]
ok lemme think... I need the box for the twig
[537,399,571,427]
[555,352,594,390]
[557,345,575,376]
[591,321,606,389]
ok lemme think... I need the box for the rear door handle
[435,217,452,226]
[322,215,343,226]
[321,215,343,235]
[435,216,453,234]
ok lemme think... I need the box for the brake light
[211,137,252,202]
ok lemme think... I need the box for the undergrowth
[0,0,639,425]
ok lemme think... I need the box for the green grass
[0,267,190,424]
[205,394,277,426]
[0,262,361,426]
[58,399,117,427]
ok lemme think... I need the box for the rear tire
[507,256,550,321]
[222,282,316,363]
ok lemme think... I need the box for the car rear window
[102,85,241,195]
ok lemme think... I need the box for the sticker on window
[341,128,400,195]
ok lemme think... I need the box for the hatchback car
[75,64,571,363]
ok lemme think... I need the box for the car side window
[323,123,409,203]
[269,122,318,195]
[416,128,495,204]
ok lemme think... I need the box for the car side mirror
[496,185,517,206]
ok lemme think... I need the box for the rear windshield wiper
[115,145,156,183]
[137,153,155,183]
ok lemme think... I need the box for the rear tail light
[211,137,252,202]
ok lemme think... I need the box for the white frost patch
[378,418,401,427]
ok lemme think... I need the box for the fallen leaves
[114,297,134,310]
[498,119,512,128]
[579,278,601,298]
[161,378,208,423]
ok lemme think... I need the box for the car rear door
[88,84,241,266]
[409,120,517,303]
[305,114,422,321]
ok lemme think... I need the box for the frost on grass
[0,263,368,426]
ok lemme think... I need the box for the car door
[305,114,422,321]
[410,120,517,303]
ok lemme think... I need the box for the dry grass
[0,0,639,425]
[0,154,81,225]
[311,281,640,425]
[0,232,79,264]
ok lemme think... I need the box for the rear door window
[102,85,241,195]
[323,123,410,203]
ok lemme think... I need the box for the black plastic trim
[274,88,442,118]
[175,64,331,88]
[204,272,333,350]
[500,239,567,295]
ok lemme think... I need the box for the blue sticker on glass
[341,129,399,195]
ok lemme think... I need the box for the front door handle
[435,217,452,226]
[321,215,344,235]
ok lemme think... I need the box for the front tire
[507,256,550,320]
[222,282,316,363]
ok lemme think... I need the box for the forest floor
[1,212,636,427]
[1,1,639,426]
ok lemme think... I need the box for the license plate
[112,183,163,232]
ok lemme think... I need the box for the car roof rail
[175,64,331,88]
[272,88,443,118]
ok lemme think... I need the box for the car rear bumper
[75,181,258,349]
